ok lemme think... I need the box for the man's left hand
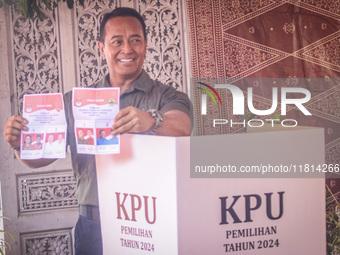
[112,107,191,136]
[112,106,155,135]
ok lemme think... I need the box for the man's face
[78,129,84,138]
[100,130,106,138]
[36,136,41,143]
[48,135,54,143]
[25,135,31,144]
[58,134,63,142]
[98,16,147,83]
[87,130,93,137]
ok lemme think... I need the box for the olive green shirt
[64,70,191,206]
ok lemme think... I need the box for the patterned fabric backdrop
[187,0,340,162]
[186,0,340,247]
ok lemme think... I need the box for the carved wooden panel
[75,0,186,91]
[75,0,118,87]
[139,0,184,90]
[21,229,73,255]
[11,8,62,114]
[187,0,340,165]
[18,171,77,213]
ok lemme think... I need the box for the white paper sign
[21,93,67,159]
[72,87,120,154]
[96,130,326,255]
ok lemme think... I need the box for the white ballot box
[96,128,326,255]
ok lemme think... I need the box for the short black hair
[99,7,146,44]
[24,134,32,144]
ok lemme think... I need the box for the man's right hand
[3,115,57,168]
[4,115,29,148]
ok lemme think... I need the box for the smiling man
[96,129,107,145]
[4,7,191,255]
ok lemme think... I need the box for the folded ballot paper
[72,87,120,155]
[21,93,67,159]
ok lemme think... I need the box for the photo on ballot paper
[96,127,118,146]
[76,127,95,145]
[44,132,66,158]
[22,133,44,150]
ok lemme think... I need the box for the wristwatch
[147,109,164,134]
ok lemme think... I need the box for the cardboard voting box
[96,128,326,255]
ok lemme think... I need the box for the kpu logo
[220,192,285,225]
[196,82,312,127]
[115,192,157,224]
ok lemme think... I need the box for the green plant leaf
[23,0,28,17]
[16,0,27,17]
[326,185,340,205]
[325,184,340,253]
[0,216,11,222]
[327,243,333,254]
[28,0,36,18]
[0,239,12,252]
[36,6,45,21]
[3,0,76,21]
[0,231,14,241]
[42,0,52,10]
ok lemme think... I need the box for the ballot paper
[72,87,120,154]
[21,93,67,159]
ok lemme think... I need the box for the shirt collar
[99,70,153,94]
[97,75,111,88]
[129,70,153,94]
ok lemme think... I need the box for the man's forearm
[156,110,191,136]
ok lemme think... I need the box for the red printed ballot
[72,87,120,154]
[21,93,67,159]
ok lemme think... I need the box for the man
[32,134,43,150]
[44,134,55,155]
[4,7,191,255]
[85,129,94,145]
[96,129,107,145]
[77,129,88,145]
[53,134,66,155]
[106,129,118,145]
